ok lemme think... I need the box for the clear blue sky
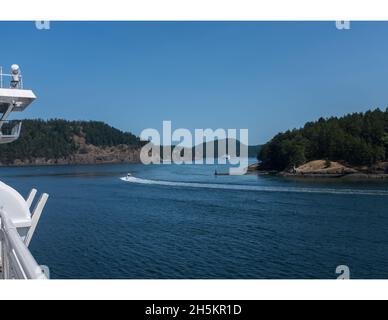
[1,21,388,144]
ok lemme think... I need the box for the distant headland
[0,119,145,166]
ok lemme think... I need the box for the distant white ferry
[0,65,49,279]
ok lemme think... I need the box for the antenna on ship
[0,65,49,279]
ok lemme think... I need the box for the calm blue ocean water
[1,160,388,279]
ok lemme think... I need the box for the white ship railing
[0,210,47,280]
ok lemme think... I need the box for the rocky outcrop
[293,160,358,175]
[249,159,388,179]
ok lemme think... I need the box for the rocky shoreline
[248,160,388,180]
[0,143,142,167]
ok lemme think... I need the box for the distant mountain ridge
[159,139,261,160]
[192,139,260,159]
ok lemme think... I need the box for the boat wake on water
[120,176,388,197]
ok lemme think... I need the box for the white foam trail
[121,176,388,196]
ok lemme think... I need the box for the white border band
[0,280,387,300]
[1,0,388,20]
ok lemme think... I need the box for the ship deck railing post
[0,210,47,279]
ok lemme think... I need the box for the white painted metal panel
[0,88,36,112]
[0,181,32,228]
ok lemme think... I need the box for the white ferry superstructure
[0,65,49,279]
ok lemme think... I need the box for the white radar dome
[11,64,20,74]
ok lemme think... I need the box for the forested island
[0,119,144,166]
[253,109,388,178]
[3,109,388,177]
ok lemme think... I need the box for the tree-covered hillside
[259,109,388,171]
[0,119,142,165]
